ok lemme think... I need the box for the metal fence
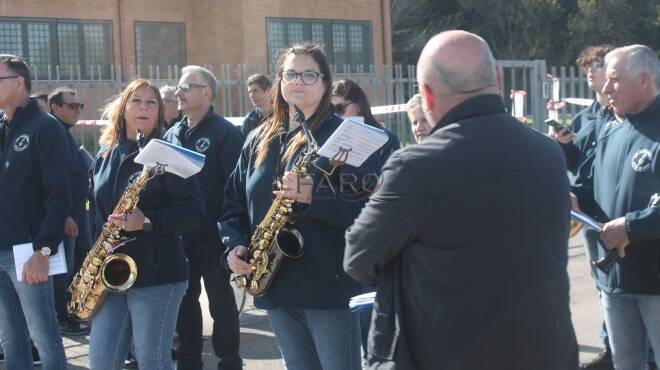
[30,61,591,153]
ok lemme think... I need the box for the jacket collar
[431,94,507,133]
[626,95,660,125]
[5,97,39,126]
[182,105,216,130]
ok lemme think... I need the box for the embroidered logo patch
[632,149,653,172]
[13,134,29,152]
[195,137,210,153]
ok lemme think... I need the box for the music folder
[317,117,389,168]
[134,139,206,178]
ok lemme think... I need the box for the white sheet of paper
[317,117,388,167]
[570,210,603,232]
[134,139,205,179]
[513,93,525,118]
[13,242,67,281]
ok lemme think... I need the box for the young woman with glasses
[221,43,382,370]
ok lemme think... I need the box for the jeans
[0,250,67,370]
[267,308,361,370]
[89,281,187,370]
[53,233,76,322]
[602,292,660,370]
[173,240,242,370]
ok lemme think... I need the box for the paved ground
[1,235,605,369]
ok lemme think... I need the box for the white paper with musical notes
[318,117,388,167]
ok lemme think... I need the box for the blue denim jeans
[602,292,660,370]
[89,281,188,370]
[53,233,76,322]
[0,250,67,370]
[267,308,361,370]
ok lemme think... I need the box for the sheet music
[349,291,376,312]
[13,242,66,281]
[570,210,603,232]
[134,139,205,179]
[318,117,388,167]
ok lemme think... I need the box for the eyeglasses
[61,102,84,111]
[282,70,322,85]
[176,82,207,92]
[333,101,354,115]
[0,75,18,81]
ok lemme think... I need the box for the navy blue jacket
[241,108,266,139]
[561,101,613,179]
[220,111,383,309]
[344,94,577,370]
[92,139,204,288]
[164,107,243,242]
[583,95,660,294]
[0,98,71,254]
[58,118,89,220]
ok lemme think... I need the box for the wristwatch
[143,216,152,232]
[38,247,51,257]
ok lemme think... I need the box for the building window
[266,18,373,71]
[135,22,186,74]
[0,18,112,79]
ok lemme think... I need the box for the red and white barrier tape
[75,103,410,127]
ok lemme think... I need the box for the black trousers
[173,240,242,370]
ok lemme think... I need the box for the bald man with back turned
[344,31,579,370]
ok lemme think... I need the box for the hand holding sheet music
[134,139,206,178]
[570,210,603,232]
[318,117,388,168]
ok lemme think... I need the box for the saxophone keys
[250,280,259,291]
[264,232,272,239]
[253,250,261,258]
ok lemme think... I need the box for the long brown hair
[99,79,164,155]
[254,42,332,166]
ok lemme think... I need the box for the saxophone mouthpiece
[136,130,145,149]
[293,105,306,123]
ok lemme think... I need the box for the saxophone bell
[275,228,304,258]
[100,253,138,292]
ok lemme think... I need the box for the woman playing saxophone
[220,43,382,370]
[89,79,203,370]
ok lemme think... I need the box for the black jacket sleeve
[142,174,204,236]
[33,122,72,253]
[68,141,89,220]
[218,123,244,195]
[343,153,425,286]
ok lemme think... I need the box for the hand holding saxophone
[273,171,313,204]
[108,208,146,232]
[228,246,252,275]
[601,217,630,258]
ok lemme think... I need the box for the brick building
[0,0,392,79]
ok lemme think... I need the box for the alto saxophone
[235,107,318,296]
[68,133,165,321]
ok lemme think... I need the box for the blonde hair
[99,79,164,155]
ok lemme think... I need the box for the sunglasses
[282,70,322,85]
[176,82,207,92]
[61,102,84,111]
[333,101,354,115]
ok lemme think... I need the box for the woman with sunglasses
[88,79,203,370]
[331,78,400,363]
[331,79,400,166]
[221,43,381,370]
